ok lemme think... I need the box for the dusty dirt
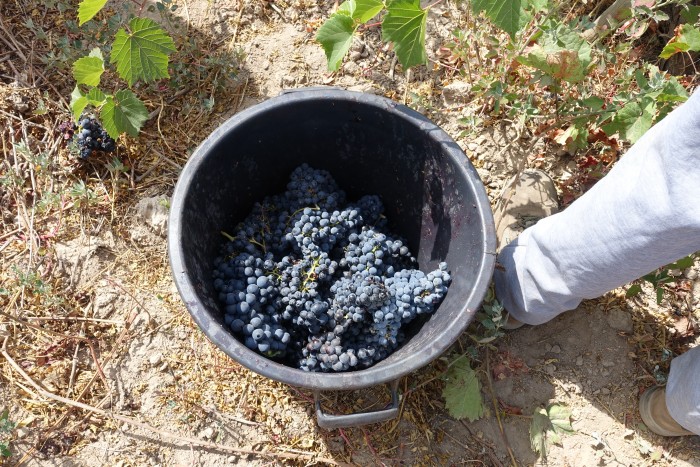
[1,1,699,466]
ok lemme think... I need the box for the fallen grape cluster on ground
[58,117,116,159]
[212,164,451,372]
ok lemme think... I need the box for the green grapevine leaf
[442,355,484,421]
[603,97,656,143]
[101,89,148,138]
[316,13,356,72]
[472,0,530,38]
[72,49,105,87]
[70,87,89,122]
[382,0,428,69]
[659,24,700,58]
[530,404,573,458]
[78,0,109,25]
[86,88,107,106]
[110,18,176,86]
[680,5,700,24]
[352,0,385,23]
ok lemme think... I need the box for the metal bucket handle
[314,379,401,429]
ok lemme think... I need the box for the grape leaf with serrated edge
[316,13,356,72]
[78,0,109,25]
[72,55,104,87]
[110,18,175,86]
[471,0,530,38]
[442,355,484,421]
[101,89,148,138]
[382,0,428,69]
[530,403,573,458]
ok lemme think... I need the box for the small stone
[476,168,491,184]
[601,387,611,395]
[135,196,170,237]
[442,81,472,106]
[606,307,634,333]
[601,369,610,377]
[576,356,584,366]
[544,364,556,375]
[199,427,215,440]
[545,343,552,352]
[551,345,561,354]
[602,360,615,367]
[149,352,162,366]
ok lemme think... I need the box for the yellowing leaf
[659,24,700,58]
[530,403,574,459]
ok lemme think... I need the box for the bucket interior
[169,90,496,390]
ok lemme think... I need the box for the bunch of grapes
[212,164,451,373]
[61,117,116,159]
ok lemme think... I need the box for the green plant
[317,0,434,71]
[626,253,698,304]
[442,354,484,421]
[70,0,176,138]
[530,403,574,460]
[0,408,14,457]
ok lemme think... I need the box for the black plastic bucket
[168,88,496,428]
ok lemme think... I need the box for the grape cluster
[74,118,116,159]
[212,164,451,372]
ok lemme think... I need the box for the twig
[26,316,124,325]
[0,309,108,384]
[230,3,245,47]
[485,349,518,467]
[1,340,350,466]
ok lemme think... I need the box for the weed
[0,408,14,458]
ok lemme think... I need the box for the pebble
[442,81,472,106]
[606,307,634,333]
[576,356,584,366]
[544,363,556,375]
[199,427,215,440]
[476,168,491,184]
[601,387,611,395]
[602,360,615,368]
[551,345,561,354]
[149,352,162,366]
